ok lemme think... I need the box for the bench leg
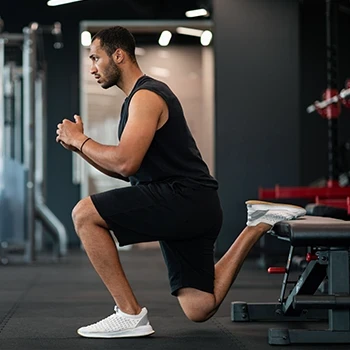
[268,248,350,345]
[329,249,350,331]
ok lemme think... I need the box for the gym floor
[0,247,349,350]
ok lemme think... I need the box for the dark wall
[213,0,300,255]
[300,2,350,186]
[299,3,328,186]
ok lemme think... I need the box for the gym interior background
[2,0,350,256]
[3,1,350,349]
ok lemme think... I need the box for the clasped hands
[56,114,87,152]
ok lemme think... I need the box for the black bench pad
[272,216,350,247]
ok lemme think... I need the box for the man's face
[89,39,121,89]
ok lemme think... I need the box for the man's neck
[118,66,145,96]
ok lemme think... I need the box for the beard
[100,59,121,89]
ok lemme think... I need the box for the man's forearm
[74,136,132,177]
[76,149,130,182]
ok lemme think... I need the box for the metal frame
[232,234,350,345]
[0,38,5,194]
[22,24,37,262]
[0,23,68,263]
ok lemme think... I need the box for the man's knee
[177,288,217,323]
[72,197,95,234]
[182,307,213,323]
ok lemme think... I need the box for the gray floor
[0,247,349,350]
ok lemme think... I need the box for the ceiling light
[158,31,172,47]
[81,31,91,47]
[176,27,203,37]
[47,0,85,6]
[200,30,212,46]
[185,8,209,18]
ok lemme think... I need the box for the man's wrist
[80,137,91,153]
[74,135,88,150]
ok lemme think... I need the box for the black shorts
[90,181,223,295]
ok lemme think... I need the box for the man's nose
[90,65,97,75]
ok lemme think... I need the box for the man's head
[89,26,137,89]
[91,26,137,63]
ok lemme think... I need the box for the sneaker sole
[77,325,155,339]
[246,200,306,215]
[77,326,155,338]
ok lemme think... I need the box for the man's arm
[59,140,128,180]
[56,89,166,178]
[77,149,130,181]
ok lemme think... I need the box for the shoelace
[90,306,123,326]
[267,212,293,220]
[89,313,118,327]
[85,308,142,331]
[247,209,268,220]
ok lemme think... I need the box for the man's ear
[112,48,124,64]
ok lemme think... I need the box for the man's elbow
[118,161,140,178]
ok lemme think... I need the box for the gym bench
[232,215,350,345]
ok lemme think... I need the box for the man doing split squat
[56,26,306,338]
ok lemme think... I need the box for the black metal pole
[326,0,339,186]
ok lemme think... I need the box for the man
[56,26,306,339]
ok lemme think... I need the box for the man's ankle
[116,305,142,316]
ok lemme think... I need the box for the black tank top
[118,75,218,189]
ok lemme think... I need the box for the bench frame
[231,219,350,345]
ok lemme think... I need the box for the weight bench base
[269,328,350,345]
[231,302,326,322]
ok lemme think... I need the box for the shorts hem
[170,284,214,296]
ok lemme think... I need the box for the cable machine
[0,22,67,264]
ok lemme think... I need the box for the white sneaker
[246,200,306,227]
[77,306,155,338]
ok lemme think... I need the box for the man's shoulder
[140,76,170,90]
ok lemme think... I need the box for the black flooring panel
[0,247,350,350]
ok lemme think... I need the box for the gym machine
[0,22,67,264]
[232,216,350,345]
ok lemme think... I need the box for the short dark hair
[92,26,136,62]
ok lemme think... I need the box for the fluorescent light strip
[185,9,209,18]
[176,27,203,37]
[47,0,84,6]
